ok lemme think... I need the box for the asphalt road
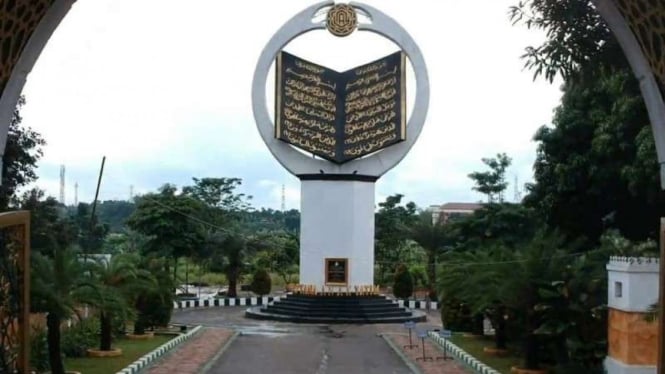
[172,307,415,374]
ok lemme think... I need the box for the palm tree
[410,211,449,299]
[204,229,266,298]
[439,230,570,370]
[88,253,155,351]
[133,256,173,335]
[439,246,514,350]
[31,247,96,374]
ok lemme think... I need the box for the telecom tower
[74,182,78,206]
[281,184,286,211]
[129,185,134,201]
[514,175,522,203]
[59,165,65,204]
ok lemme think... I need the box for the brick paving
[148,328,234,374]
[388,333,469,374]
[378,321,470,374]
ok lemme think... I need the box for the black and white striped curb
[393,299,439,310]
[173,296,281,309]
[174,296,439,310]
[115,325,203,374]
[428,331,500,374]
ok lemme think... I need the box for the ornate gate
[0,211,30,374]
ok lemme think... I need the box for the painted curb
[200,331,240,374]
[427,331,501,374]
[115,325,203,374]
[174,296,439,310]
[380,333,423,374]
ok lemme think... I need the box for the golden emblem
[326,4,357,37]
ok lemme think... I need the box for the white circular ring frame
[251,1,430,177]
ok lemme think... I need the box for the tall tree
[1,96,46,210]
[15,188,77,255]
[87,253,155,351]
[182,177,251,217]
[523,68,661,243]
[375,194,417,284]
[509,0,625,82]
[127,184,205,279]
[468,153,512,203]
[409,211,449,299]
[512,0,663,243]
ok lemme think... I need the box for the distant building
[428,202,483,224]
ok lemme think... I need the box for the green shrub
[29,327,50,372]
[62,317,99,357]
[198,272,227,286]
[393,264,414,299]
[440,298,473,332]
[409,264,428,288]
[251,268,272,296]
[135,286,174,333]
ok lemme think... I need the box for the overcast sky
[20,0,562,210]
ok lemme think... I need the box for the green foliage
[29,327,50,372]
[408,264,428,288]
[251,268,272,296]
[86,253,156,350]
[134,258,174,333]
[392,264,414,299]
[509,0,622,82]
[63,335,174,374]
[468,153,512,203]
[17,188,76,256]
[524,68,663,243]
[375,194,417,285]
[242,208,300,233]
[127,184,206,260]
[449,203,537,250]
[1,96,46,210]
[440,299,473,332]
[70,202,110,254]
[409,211,451,297]
[597,229,658,257]
[95,200,136,232]
[31,246,97,374]
[182,177,252,213]
[250,233,299,285]
[438,229,612,370]
[61,318,100,358]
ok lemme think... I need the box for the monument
[248,1,429,322]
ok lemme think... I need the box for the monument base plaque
[300,179,375,289]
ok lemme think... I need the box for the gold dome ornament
[326,4,357,37]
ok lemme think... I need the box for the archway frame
[0,1,664,373]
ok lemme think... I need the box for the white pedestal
[299,179,375,290]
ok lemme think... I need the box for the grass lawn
[449,334,522,374]
[64,334,174,374]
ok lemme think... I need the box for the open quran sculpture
[251,1,429,294]
[275,51,406,163]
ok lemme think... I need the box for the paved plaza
[167,307,469,374]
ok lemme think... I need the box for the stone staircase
[245,294,426,323]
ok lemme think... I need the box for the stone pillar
[605,256,659,374]
[299,179,375,290]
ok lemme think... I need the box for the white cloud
[20,0,562,209]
